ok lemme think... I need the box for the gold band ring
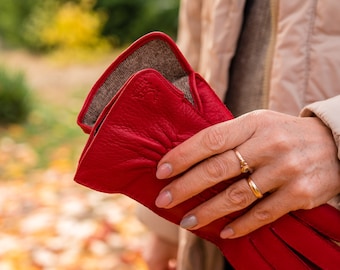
[234,150,252,173]
[247,177,263,199]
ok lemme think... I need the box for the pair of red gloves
[74,32,340,269]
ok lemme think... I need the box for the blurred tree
[0,0,179,51]
[94,0,179,45]
[0,66,32,125]
[0,0,38,48]
[22,0,111,62]
[36,1,109,51]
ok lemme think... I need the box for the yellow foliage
[42,2,106,49]
[36,0,111,62]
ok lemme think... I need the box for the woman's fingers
[178,178,258,230]
[155,130,273,209]
[156,150,242,208]
[156,112,258,179]
[155,110,340,239]
[176,167,283,231]
[220,188,299,238]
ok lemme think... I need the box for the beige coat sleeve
[300,95,340,160]
[300,95,340,210]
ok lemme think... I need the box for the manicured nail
[220,227,235,239]
[155,190,172,208]
[156,163,173,179]
[180,215,198,229]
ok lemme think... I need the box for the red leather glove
[75,32,340,269]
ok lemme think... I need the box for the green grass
[0,48,122,178]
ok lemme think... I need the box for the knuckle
[289,181,316,209]
[249,110,272,127]
[269,132,290,152]
[251,111,291,151]
[252,207,274,222]
[282,157,300,175]
[203,157,227,182]
[202,126,226,152]
[225,185,252,208]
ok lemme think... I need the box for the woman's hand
[155,110,340,238]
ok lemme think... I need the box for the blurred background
[0,0,179,269]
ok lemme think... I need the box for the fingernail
[155,190,172,208]
[156,163,173,179]
[180,215,198,229]
[220,227,235,239]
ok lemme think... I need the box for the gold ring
[247,177,263,199]
[234,150,252,173]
